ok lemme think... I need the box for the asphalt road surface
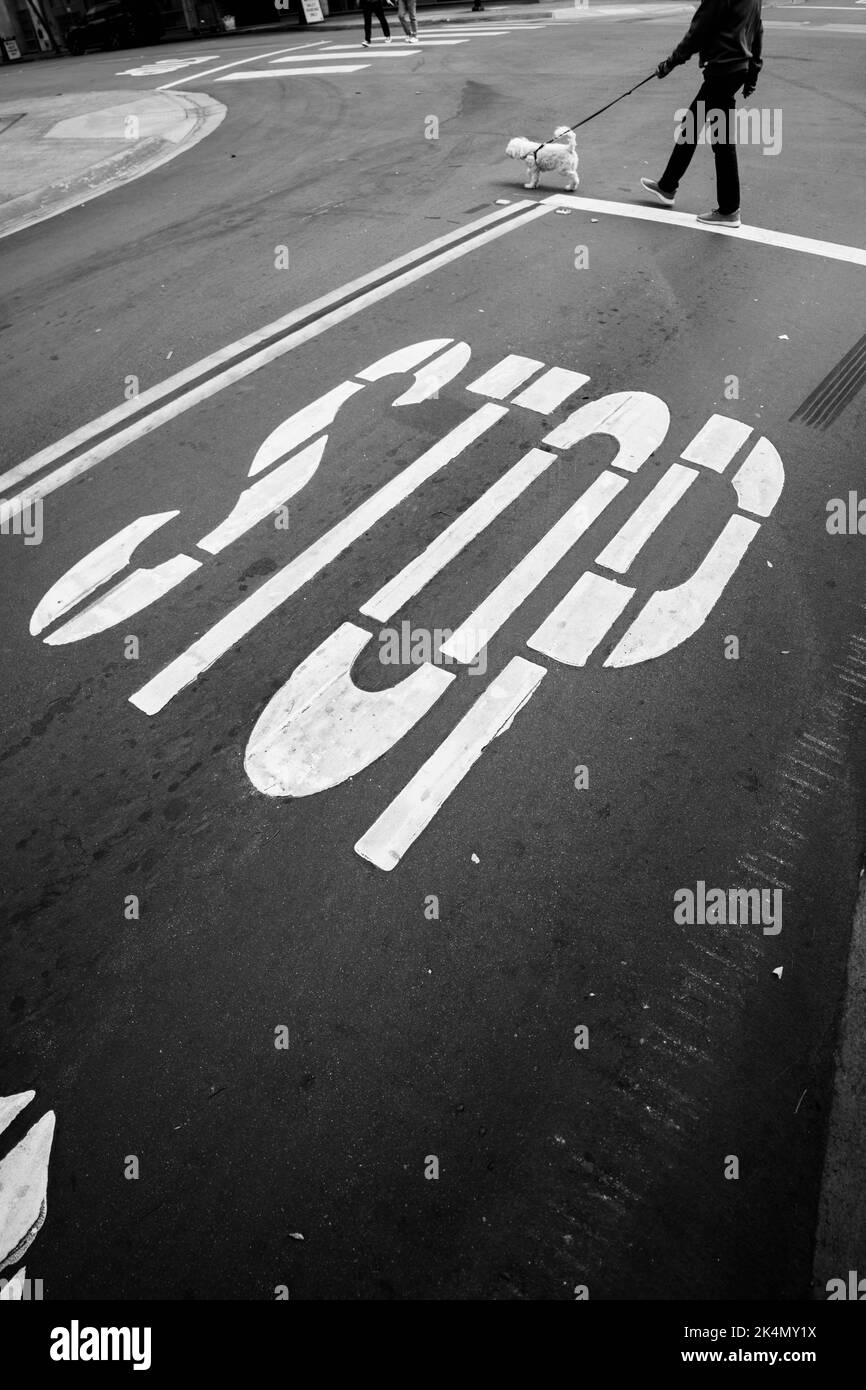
[1,6,865,1301]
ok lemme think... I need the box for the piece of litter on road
[590,217,599,223]
[767,561,773,567]
[554,208,572,215]
[773,967,783,979]
[781,650,790,654]
[288,1232,304,1241]
[166,351,173,359]
[494,198,511,205]
[471,853,479,864]
[778,334,789,340]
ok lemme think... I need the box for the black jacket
[668,0,763,78]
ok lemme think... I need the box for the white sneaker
[385,36,392,43]
[361,40,370,47]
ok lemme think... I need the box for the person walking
[396,0,419,43]
[360,0,392,46]
[640,0,763,228]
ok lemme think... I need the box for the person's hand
[656,56,676,79]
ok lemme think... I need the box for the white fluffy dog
[506,126,579,191]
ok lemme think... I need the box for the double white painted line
[0,201,550,519]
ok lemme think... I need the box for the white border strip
[544,194,866,267]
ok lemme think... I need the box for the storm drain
[791,333,866,429]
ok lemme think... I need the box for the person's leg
[374,0,390,37]
[396,0,411,36]
[707,72,745,213]
[407,0,417,35]
[361,1,372,41]
[657,81,708,196]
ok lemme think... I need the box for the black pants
[361,0,390,40]
[659,68,747,215]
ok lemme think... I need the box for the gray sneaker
[640,177,675,207]
[697,208,741,227]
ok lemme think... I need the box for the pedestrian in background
[397,0,419,43]
[640,0,763,228]
[360,0,392,46]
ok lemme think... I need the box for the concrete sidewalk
[0,90,224,240]
[225,0,693,36]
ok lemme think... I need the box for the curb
[0,90,226,242]
[812,857,866,1298]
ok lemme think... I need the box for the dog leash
[530,72,658,158]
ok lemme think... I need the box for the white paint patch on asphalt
[528,570,635,667]
[245,622,454,797]
[355,656,546,871]
[595,463,698,573]
[0,1103,55,1273]
[441,470,629,664]
[130,404,508,715]
[247,382,366,477]
[681,414,753,471]
[360,446,559,622]
[30,511,181,636]
[730,437,786,517]
[389,342,473,404]
[200,437,329,554]
[605,514,762,667]
[45,554,202,646]
[511,366,590,413]
[0,1091,36,1137]
[543,391,672,473]
[468,354,545,398]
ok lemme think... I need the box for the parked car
[65,1,165,54]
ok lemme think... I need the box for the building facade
[1,0,494,59]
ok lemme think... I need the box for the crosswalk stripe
[215,67,370,79]
[270,51,414,61]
